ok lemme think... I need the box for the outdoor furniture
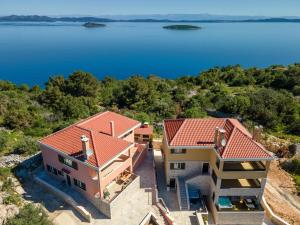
[243,199,256,209]
[120,173,131,184]
[218,197,233,209]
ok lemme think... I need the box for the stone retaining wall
[34,176,92,222]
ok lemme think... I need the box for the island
[82,22,106,28]
[163,25,201,30]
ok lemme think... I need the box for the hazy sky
[1,0,300,16]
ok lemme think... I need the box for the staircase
[177,177,189,210]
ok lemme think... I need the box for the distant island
[1,15,300,23]
[83,22,106,28]
[163,25,201,30]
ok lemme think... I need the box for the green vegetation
[163,25,201,30]
[5,203,52,225]
[0,65,300,157]
[281,157,300,193]
[83,22,106,28]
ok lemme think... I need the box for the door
[202,162,209,174]
[66,175,71,186]
[169,178,176,189]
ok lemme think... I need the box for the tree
[65,71,100,97]
[3,110,33,130]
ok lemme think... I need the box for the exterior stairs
[177,177,189,210]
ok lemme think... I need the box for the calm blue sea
[0,22,300,86]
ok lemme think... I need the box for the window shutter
[72,161,78,170]
[170,163,174,170]
[82,183,86,191]
[58,155,64,163]
[181,163,186,170]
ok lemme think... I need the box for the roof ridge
[76,111,108,127]
[170,119,187,146]
[223,126,272,158]
[235,127,272,157]
[90,130,100,167]
[39,124,76,142]
[221,126,237,157]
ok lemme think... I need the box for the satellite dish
[221,139,227,147]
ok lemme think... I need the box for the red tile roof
[78,111,140,137]
[134,126,153,135]
[164,118,272,159]
[40,111,140,167]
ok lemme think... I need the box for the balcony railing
[216,197,263,212]
[223,161,266,172]
[102,173,137,203]
[221,179,261,189]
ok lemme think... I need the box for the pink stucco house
[39,111,151,217]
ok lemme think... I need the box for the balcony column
[265,160,271,171]
[258,178,267,202]
[213,178,222,204]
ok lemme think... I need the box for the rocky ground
[265,160,300,225]
[0,177,24,225]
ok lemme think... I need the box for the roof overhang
[99,142,135,170]
[118,122,141,139]
[38,142,99,171]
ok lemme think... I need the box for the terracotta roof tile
[40,111,139,167]
[134,126,153,135]
[163,118,272,159]
[164,119,185,144]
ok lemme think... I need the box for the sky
[1,0,300,17]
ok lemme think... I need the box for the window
[47,164,58,176]
[58,155,78,170]
[170,149,187,154]
[212,170,217,185]
[212,192,215,202]
[57,170,63,176]
[170,162,185,170]
[73,178,86,191]
[202,162,209,174]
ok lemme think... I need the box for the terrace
[102,170,137,202]
[223,161,266,172]
[221,179,261,189]
[216,196,263,212]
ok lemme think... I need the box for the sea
[0,22,300,86]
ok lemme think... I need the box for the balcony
[219,179,262,197]
[101,154,131,180]
[216,197,263,212]
[221,179,261,189]
[223,161,265,172]
[102,172,138,202]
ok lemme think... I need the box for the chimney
[81,135,92,160]
[253,125,263,142]
[110,121,115,137]
[143,122,149,128]
[219,129,226,147]
[214,127,219,144]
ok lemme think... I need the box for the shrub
[4,193,22,206]
[1,178,14,192]
[0,168,12,181]
[14,136,39,156]
[5,203,52,225]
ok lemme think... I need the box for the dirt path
[264,161,300,225]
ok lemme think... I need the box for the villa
[39,111,151,218]
[162,118,274,225]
